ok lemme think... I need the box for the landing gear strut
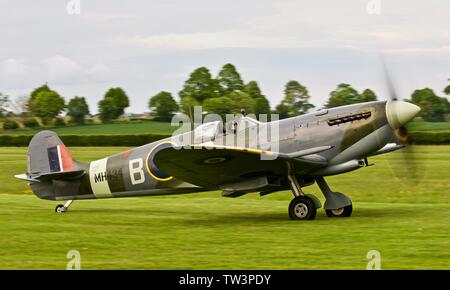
[316,177,352,218]
[286,175,353,220]
[287,175,320,220]
[55,200,73,213]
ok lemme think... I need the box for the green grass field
[0,121,178,135]
[0,146,449,269]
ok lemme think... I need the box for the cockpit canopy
[193,115,261,144]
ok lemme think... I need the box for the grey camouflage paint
[24,100,395,201]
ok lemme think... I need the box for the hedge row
[0,134,172,147]
[407,132,450,145]
[0,132,449,146]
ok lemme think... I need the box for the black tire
[288,196,317,220]
[55,204,65,213]
[325,204,352,218]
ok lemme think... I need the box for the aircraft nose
[386,100,421,128]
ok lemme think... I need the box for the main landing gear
[287,175,352,220]
[289,196,317,220]
[55,200,74,213]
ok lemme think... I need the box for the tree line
[1,64,449,130]
[0,85,130,128]
[149,64,449,122]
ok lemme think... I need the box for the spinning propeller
[383,64,420,143]
[382,63,424,186]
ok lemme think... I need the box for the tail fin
[16,131,87,200]
[27,130,76,176]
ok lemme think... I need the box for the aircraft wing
[153,145,330,188]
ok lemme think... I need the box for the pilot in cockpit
[225,109,247,135]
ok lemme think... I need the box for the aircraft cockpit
[193,121,222,144]
[192,115,261,144]
[225,115,261,135]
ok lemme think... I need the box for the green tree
[245,81,271,116]
[274,103,290,119]
[28,84,57,119]
[103,87,130,119]
[67,96,90,125]
[30,84,51,102]
[444,78,450,95]
[54,117,66,127]
[203,97,234,119]
[411,88,448,122]
[179,96,200,130]
[326,84,378,108]
[228,92,256,114]
[274,81,314,118]
[179,67,219,103]
[326,83,360,108]
[359,88,378,103]
[98,98,116,123]
[217,64,244,96]
[149,91,179,122]
[23,118,39,128]
[3,119,19,130]
[28,90,65,124]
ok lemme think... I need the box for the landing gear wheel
[325,204,352,217]
[55,204,67,213]
[289,196,317,220]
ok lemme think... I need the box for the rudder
[28,130,75,175]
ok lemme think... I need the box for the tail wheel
[325,204,353,217]
[55,204,67,213]
[289,196,317,220]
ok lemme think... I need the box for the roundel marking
[203,157,227,164]
[196,155,234,165]
[146,141,175,182]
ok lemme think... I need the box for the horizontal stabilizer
[15,170,85,183]
[14,174,40,183]
[35,169,85,181]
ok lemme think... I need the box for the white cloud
[81,12,135,22]
[123,0,450,53]
[0,58,30,77]
[127,30,303,50]
[85,64,112,82]
[42,55,82,82]
[0,55,113,92]
[383,46,450,55]
[0,58,36,89]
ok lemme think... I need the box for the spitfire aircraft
[15,99,420,220]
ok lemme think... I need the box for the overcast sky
[1,0,449,113]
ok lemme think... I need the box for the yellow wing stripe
[146,141,175,182]
[191,144,274,156]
